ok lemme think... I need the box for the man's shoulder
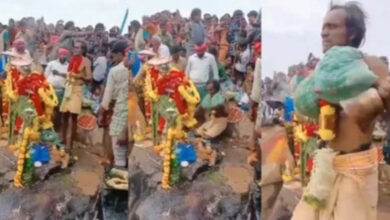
[111,62,128,72]
[47,60,57,65]
[204,52,215,60]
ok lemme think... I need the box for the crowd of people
[0,8,262,171]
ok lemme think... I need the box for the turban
[194,43,207,53]
[13,39,26,47]
[58,48,69,56]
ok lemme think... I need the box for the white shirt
[93,56,107,82]
[44,59,68,90]
[185,52,219,84]
[101,62,129,110]
[235,47,251,72]
[158,44,170,58]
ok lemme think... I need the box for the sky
[262,0,390,77]
[0,0,261,27]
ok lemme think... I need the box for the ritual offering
[227,105,245,123]
[3,64,68,188]
[77,113,97,131]
[143,59,200,189]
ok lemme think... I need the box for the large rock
[0,142,104,220]
[35,162,62,181]
[133,177,245,220]
[4,171,15,182]
[128,139,256,220]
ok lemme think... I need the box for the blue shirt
[127,51,141,77]
[3,31,10,41]
[0,55,8,76]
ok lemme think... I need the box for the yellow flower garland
[177,81,200,128]
[38,85,58,129]
[318,104,336,141]
[3,65,58,187]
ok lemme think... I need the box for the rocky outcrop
[128,135,258,220]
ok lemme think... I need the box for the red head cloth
[195,43,207,53]
[254,42,261,53]
[58,48,69,56]
[13,39,26,48]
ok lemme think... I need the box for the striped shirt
[101,61,129,136]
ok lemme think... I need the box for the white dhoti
[292,147,378,220]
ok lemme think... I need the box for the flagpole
[120,8,129,35]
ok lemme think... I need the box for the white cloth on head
[158,44,170,58]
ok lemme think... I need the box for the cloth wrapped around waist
[333,147,378,183]
[293,147,378,220]
[303,147,377,209]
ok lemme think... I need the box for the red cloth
[50,35,60,44]
[158,117,165,133]
[58,48,69,56]
[155,70,188,114]
[254,42,261,53]
[17,73,47,116]
[307,157,313,172]
[15,117,23,135]
[68,55,83,74]
[304,123,318,137]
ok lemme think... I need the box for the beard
[59,58,67,64]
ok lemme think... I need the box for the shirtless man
[292,2,390,220]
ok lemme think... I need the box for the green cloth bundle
[314,46,377,103]
[293,46,377,118]
[293,75,319,119]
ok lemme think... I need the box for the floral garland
[144,67,200,189]
[4,65,62,187]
